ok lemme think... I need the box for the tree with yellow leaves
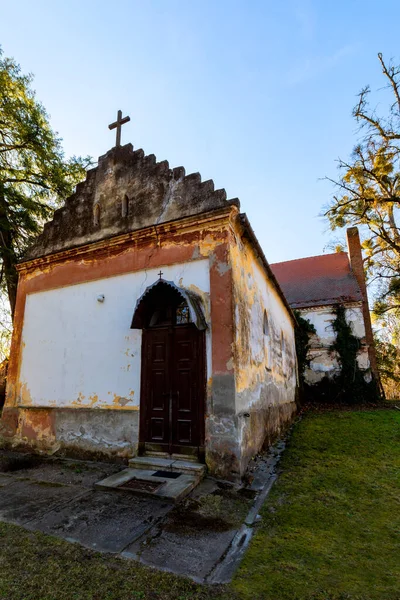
[326,54,400,329]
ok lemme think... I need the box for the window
[122,195,129,218]
[176,302,190,324]
[263,310,270,336]
[149,307,171,327]
[147,300,191,328]
[93,203,101,227]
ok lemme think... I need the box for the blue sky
[1,0,399,263]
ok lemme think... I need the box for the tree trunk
[2,251,18,321]
[387,203,400,246]
[0,193,18,320]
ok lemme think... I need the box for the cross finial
[158,270,163,280]
[108,110,130,147]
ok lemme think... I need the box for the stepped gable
[24,143,237,260]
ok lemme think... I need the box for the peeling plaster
[231,241,296,399]
[229,232,297,472]
[300,304,370,385]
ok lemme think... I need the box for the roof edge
[290,299,363,310]
[270,251,348,268]
[238,214,297,328]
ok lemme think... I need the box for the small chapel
[0,113,298,481]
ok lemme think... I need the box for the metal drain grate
[152,470,181,479]
[118,478,163,492]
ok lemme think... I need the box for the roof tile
[270,252,362,309]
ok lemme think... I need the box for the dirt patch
[164,488,252,534]
[118,478,163,493]
[0,452,42,473]
[300,401,396,413]
[62,462,89,474]
[236,487,257,500]
[32,481,67,488]
[165,500,233,533]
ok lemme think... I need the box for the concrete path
[0,444,285,583]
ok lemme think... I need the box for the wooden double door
[139,324,205,457]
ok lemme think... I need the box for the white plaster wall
[18,260,211,409]
[301,305,366,347]
[300,303,370,384]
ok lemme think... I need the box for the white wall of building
[300,303,370,384]
[301,305,366,346]
[18,259,211,410]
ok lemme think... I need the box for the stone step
[128,456,206,478]
[95,468,198,503]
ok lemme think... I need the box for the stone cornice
[17,205,238,273]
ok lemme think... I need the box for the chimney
[347,227,366,296]
[346,227,379,380]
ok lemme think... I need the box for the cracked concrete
[0,440,286,583]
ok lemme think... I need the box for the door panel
[176,370,191,412]
[171,326,200,452]
[151,370,166,411]
[150,417,165,440]
[176,420,192,443]
[141,325,204,455]
[142,328,170,446]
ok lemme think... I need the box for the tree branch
[378,52,400,114]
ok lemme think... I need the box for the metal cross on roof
[108,110,130,147]
[158,270,163,279]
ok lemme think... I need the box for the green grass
[0,409,399,599]
[233,409,400,600]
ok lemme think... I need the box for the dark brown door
[140,324,205,456]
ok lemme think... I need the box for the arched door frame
[131,279,206,459]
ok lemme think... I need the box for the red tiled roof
[270,252,363,309]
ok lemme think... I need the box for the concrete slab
[28,490,171,553]
[0,480,86,524]
[95,468,149,489]
[11,459,122,488]
[190,478,220,499]
[153,473,197,502]
[0,438,287,584]
[96,468,198,502]
[0,474,15,488]
[124,525,237,581]
[247,440,286,492]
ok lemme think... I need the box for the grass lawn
[233,409,400,600]
[0,409,399,599]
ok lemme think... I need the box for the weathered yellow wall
[230,226,297,468]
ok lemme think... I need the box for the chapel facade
[1,141,298,480]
